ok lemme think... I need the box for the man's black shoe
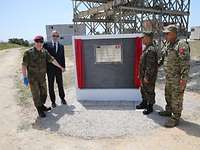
[52,102,57,108]
[136,102,147,109]
[143,105,153,115]
[36,107,46,118]
[61,99,67,105]
[42,105,51,112]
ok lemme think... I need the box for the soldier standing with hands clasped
[136,31,158,115]
[22,35,65,118]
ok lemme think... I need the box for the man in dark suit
[43,30,67,108]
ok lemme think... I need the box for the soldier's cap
[141,31,154,38]
[163,24,178,33]
[34,35,44,42]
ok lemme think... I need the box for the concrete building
[190,26,200,40]
[46,24,86,45]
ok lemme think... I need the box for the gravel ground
[30,85,200,139]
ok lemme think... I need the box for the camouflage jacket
[22,47,54,81]
[139,43,158,82]
[159,39,190,80]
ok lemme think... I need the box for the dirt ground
[0,47,199,150]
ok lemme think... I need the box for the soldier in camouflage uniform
[22,35,65,118]
[158,25,190,127]
[136,31,158,115]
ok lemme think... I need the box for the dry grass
[0,42,21,50]
[15,48,32,106]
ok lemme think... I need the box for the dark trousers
[140,81,156,105]
[47,67,65,103]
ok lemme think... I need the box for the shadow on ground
[32,104,75,132]
[178,119,200,138]
[148,104,200,138]
[147,104,166,126]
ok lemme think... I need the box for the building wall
[46,24,86,45]
[190,26,200,40]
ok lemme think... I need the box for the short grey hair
[51,30,60,36]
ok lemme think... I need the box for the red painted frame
[134,37,142,88]
[75,39,85,88]
[75,37,142,89]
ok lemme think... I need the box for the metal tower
[72,0,190,38]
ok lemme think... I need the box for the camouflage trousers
[29,78,47,107]
[140,81,156,105]
[165,78,185,120]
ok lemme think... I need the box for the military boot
[41,105,51,112]
[136,102,147,109]
[143,104,153,115]
[158,111,172,117]
[36,107,46,118]
[164,117,179,128]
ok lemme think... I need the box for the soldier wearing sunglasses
[22,35,65,118]
[43,31,66,108]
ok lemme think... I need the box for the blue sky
[0,0,199,41]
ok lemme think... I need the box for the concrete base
[76,89,142,101]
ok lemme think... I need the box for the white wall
[190,26,200,40]
[46,24,86,45]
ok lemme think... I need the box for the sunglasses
[53,35,59,37]
[35,40,44,43]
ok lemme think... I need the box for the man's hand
[23,77,29,87]
[52,60,65,72]
[60,67,65,72]
[180,79,187,92]
[143,77,149,84]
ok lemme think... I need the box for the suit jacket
[43,42,65,70]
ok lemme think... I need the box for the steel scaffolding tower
[72,0,190,38]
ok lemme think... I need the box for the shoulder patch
[177,40,190,59]
[179,47,185,55]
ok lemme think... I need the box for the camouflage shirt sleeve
[22,50,29,67]
[177,41,190,80]
[45,50,54,63]
[144,47,158,81]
